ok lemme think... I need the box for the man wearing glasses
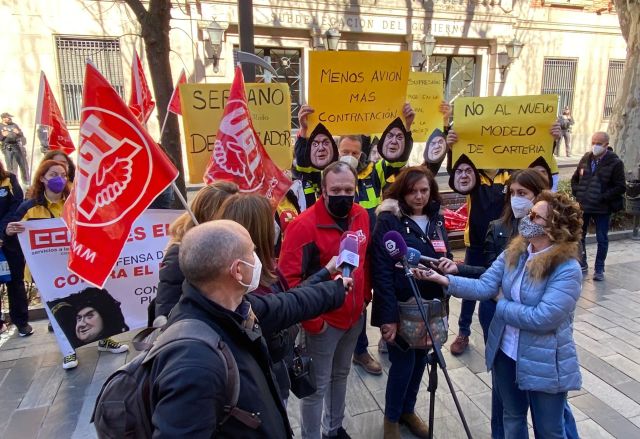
[571,131,626,281]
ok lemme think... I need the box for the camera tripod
[402,265,473,439]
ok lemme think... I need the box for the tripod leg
[427,351,438,439]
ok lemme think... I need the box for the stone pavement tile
[450,346,487,374]
[0,398,20,436]
[434,387,489,427]
[0,356,41,402]
[345,371,380,416]
[601,264,640,292]
[605,326,640,347]
[468,390,492,420]
[575,419,616,439]
[573,321,613,341]
[346,410,384,439]
[0,347,24,362]
[575,312,618,330]
[432,414,491,439]
[3,405,48,439]
[599,299,640,320]
[19,365,65,409]
[602,354,640,382]
[567,400,588,422]
[572,332,616,357]
[580,369,640,418]
[571,393,640,438]
[630,415,640,429]
[476,371,492,389]
[588,305,640,330]
[447,367,490,396]
[616,380,640,405]
[352,358,388,393]
[576,347,631,386]
[37,387,87,439]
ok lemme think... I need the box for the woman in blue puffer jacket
[421,190,583,438]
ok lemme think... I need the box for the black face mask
[326,195,354,218]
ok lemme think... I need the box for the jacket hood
[424,128,446,164]
[528,156,553,188]
[505,236,580,280]
[448,154,479,194]
[306,123,338,170]
[378,117,411,162]
[376,197,441,219]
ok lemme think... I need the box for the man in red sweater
[279,161,371,439]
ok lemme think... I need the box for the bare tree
[122,0,186,201]
[609,0,640,179]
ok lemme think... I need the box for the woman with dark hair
[42,150,76,182]
[215,193,344,403]
[0,159,30,336]
[153,181,240,323]
[6,159,128,369]
[370,165,451,438]
[422,191,584,438]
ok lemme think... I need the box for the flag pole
[29,72,46,182]
[171,181,198,225]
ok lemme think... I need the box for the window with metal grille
[541,58,577,112]
[233,47,302,128]
[428,55,476,103]
[603,60,625,120]
[55,36,125,124]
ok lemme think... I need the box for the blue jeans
[481,303,579,439]
[458,247,486,336]
[493,349,567,438]
[581,213,610,273]
[385,344,428,421]
[354,308,369,355]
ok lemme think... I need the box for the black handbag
[288,346,316,399]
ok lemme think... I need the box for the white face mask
[592,143,606,156]
[339,155,359,171]
[510,196,534,219]
[237,251,262,293]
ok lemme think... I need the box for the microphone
[407,247,440,267]
[383,231,408,265]
[336,232,360,277]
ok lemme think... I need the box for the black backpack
[91,319,261,438]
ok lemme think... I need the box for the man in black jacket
[0,113,29,184]
[149,220,349,438]
[571,131,626,281]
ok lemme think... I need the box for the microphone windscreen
[406,247,421,267]
[337,232,360,269]
[382,230,407,261]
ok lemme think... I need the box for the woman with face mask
[434,169,579,439]
[419,191,584,439]
[5,160,129,370]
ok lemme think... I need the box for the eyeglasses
[528,210,548,223]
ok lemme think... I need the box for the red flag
[36,71,75,154]
[204,66,291,208]
[128,49,155,124]
[63,62,178,288]
[168,69,187,115]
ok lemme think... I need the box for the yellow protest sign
[406,71,444,165]
[453,95,558,169]
[307,51,411,135]
[180,83,292,183]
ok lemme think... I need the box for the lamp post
[325,28,341,51]
[421,34,437,71]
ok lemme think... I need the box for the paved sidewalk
[2,239,640,438]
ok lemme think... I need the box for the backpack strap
[144,318,261,430]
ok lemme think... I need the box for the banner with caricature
[18,210,180,349]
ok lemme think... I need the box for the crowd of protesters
[0,104,627,439]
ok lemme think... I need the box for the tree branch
[122,0,147,22]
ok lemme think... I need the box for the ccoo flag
[63,62,178,288]
[168,69,187,115]
[203,65,291,208]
